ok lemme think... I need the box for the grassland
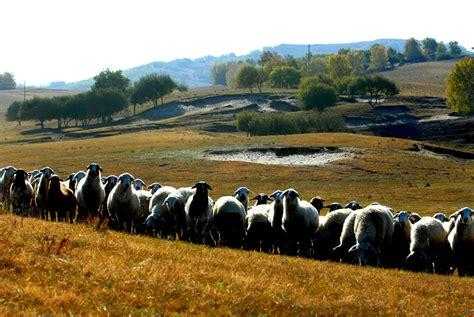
[0,129,473,315]
[380,60,457,97]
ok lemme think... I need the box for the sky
[1,0,473,86]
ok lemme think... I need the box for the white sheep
[0,166,17,208]
[447,207,474,276]
[145,185,177,235]
[158,187,195,239]
[75,163,105,223]
[34,167,55,219]
[406,216,452,274]
[107,173,140,233]
[348,204,394,266]
[281,188,319,257]
[267,190,285,253]
[245,195,273,252]
[133,179,146,191]
[185,181,214,245]
[332,209,359,262]
[314,208,352,260]
[386,211,412,268]
[211,187,250,248]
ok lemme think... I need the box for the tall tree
[327,54,352,82]
[131,74,177,108]
[436,42,450,60]
[404,38,425,63]
[211,63,229,86]
[269,66,301,89]
[236,65,259,93]
[0,72,16,90]
[92,69,130,92]
[446,57,474,115]
[369,45,388,71]
[422,38,438,60]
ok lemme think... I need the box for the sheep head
[86,163,103,178]
[234,187,250,207]
[328,202,343,212]
[13,169,28,184]
[147,183,162,194]
[252,193,271,205]
[309,196,325,211]
[118,173,134,191]
[345,201,362,210]
[192,181,212,195]
[133,179,146,191]
[39,166,54,178]
[269,190,283,202]
[433,212,449,222]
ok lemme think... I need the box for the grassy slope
[0,130,473,315]
[1,213,473,316]
[380,60,456,97]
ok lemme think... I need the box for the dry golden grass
[0,130,473,315]
[380,60,457,97]
[0,212,473,316]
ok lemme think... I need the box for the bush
[297,77,337,110]
[446,57,474,115]
[235,111,345,136]
[269,66,301,88]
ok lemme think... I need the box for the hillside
[379,60,457,97]
[50,39,407,90]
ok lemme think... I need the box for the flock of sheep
[1,163,473,276]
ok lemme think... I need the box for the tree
[446,57,474,115]
[6,101,22,125]
[327,54,352,82]
[297,77,337,111]
[404,38,424,63]
[387,47,404,67]
[269,66,301,89]
[236,65,259,93]
[436,42,450,60]
[131,74,177,108]
[422,38,438,61]
[448,41,462,57]
[90,88,128,124]
[347,50,367,75]
[211,63,229,85]
[92,69,130,92]
[369,44,388,71]
[0,72,16,90]
[355,76,399,105]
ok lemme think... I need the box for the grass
[379,60,457,97]
[0,213,473,315]
[0,129,473,314]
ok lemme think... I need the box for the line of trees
[211,38,464,92]
[6,70,183,130]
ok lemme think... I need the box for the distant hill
[49,39,408,90]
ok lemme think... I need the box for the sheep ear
[206,183,212,191]
[99,166,103,172]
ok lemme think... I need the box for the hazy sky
[1,0,472,85]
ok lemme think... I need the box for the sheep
[134,188,155,234]
[267,190,285,253]
[405,217,452,274]
[327,202,343,212]
[47,175,77,223]
[34,167,55,219]
[75,163,105,223]
[309,196,325,212]
[0,166,17,208]
[251,193,272,206]
[71,171,86,192]
[409,212,422,224]
[133,179,146,191]
[433,212,449,222]
[9,169,34,216]
[106,173,140,233]
[211,187,250,248]
[281,188,319,257]
[447,207,474,276]
[185,181,214,245]
[345,201,363,211]
[245,204,273,252]
[147,183,162,195]
[28,170,40,185]
[157,187,195,239]
[144,185,177,235]
[97,175,118,229]
[347,204,394,267]
[314,208,352,260]
[386,211,412,268]
[332,209,359,262]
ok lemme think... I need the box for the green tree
[387,47,404,67]
[297,77,337,110]
[92,69,130,92]
[347,50,367,75]
[269,66,301,89]
[327,54,352,82]
[90,88,128,124]
[236,65,259,92]
[422,38,438,61]
[446,57,474,115]
[5,101,22,125]
[448,41,462,57]
[0,72,16,90]
[369,44,388,71]
[211,63,229,85]
[404,38,424,63]
[436,42,450,60]
[356,76,399,105]
[131,74,177,108]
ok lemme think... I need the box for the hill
[379,60,457,97]
[49,39,407,90]
[0,130,473,315]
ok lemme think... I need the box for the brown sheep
[47,175,77,223]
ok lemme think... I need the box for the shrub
[446,57,474,115]
[235,111,345,136]
[269,66,301,88]
[297,77,337,110]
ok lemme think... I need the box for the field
[0,129,473,315]
[380,60,457,97]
